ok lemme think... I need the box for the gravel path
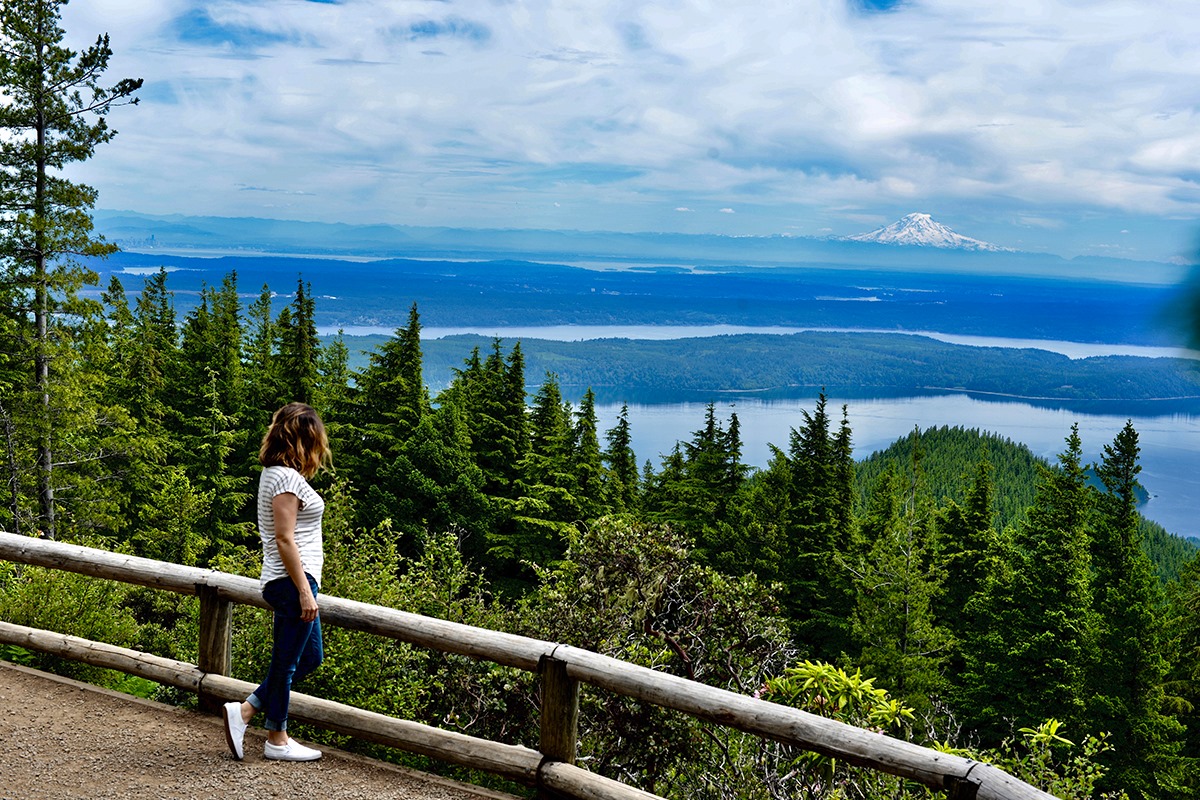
[0,662,518,800]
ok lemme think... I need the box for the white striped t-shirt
[257,465,325,590]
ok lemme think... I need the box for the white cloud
[51,0,1200,257]
[1017,215,1065,230]
[1130,135,1200,176]
[719,208,735,214]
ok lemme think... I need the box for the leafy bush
[980,720,1129,800]
[517,516,797,797]
[756,665,1125,800]
[0,539,141,688]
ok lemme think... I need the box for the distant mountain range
[91,209,1186,285]
[843,213,1011,252]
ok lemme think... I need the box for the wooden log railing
[0,531,1055,800]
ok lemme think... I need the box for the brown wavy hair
[258,402,331,478]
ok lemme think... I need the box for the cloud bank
[59,0,1200,259]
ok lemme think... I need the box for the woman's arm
[272,492,319,622]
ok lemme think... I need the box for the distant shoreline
[321,324,1200,362]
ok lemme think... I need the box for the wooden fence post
[538,654,579,799]
[197,584,233,713]
[945,773,980,800]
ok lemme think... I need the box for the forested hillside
[855,426,1196,582]
[3,266,1200,799]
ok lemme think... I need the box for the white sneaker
[222,702,247,761]
[264,738,322,762]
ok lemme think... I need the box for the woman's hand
[298,587,319,622]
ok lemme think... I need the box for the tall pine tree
[851,449,949,716]
[0,0,140,536]
[276,277,321,406]
[781,393,856,657]
[573,388,606,521]
[959,425,1097,741]
[602,403,640,513]
[935,458,998,673]
[1089,421,1181,798]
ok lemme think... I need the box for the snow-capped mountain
[844,213,1010,251]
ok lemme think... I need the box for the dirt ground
[0,662,518,800]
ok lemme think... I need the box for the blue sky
[60,0,1200,262]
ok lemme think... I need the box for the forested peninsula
[408,331,1200,405]
[4,266,1200,800]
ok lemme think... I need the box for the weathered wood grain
[0,620,205,693]
[539,761,666,800]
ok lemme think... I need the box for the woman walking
[223,402,331,762]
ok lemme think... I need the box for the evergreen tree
[832,405,856,551]
[0,266,22,531]
[121,269,179,480]
[668,404,726,550]
[432,339,527,515]
[602,403,640,512]
[313,329,351,432]
[49,280,138,535]
[208,272,246,417]
[277,277,320,406]
[189,368,253,552]
[350,304,429,468]
[1089,421,1182,798]
[959,425,1097,741]
[99,274,133,347]
[0,0,140,535]
[733,445,792,583]
[243,282,280,421]
[345,305,431,533]
[464,339,527,499]
[0,394,22,533]
[0,0,140,537]
[572,388,605,521]
[483,372,580,592]
[174,274,244,430]
[780,393,857,657]
[642,443,690,528]
[130,467,212,567]
[92,275,169,540]
[502,341,530,467]
[643,404,748,569]
[851,454,949,716]
[438,348,485,470]
[935,459,998,665]
[526,372,572,467]
[518,372,580,520]
[373,401,493,558]
[1166,553,1200,791]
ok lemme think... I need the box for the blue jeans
[248,574,323,732]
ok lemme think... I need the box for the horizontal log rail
[0,531,1055,800]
